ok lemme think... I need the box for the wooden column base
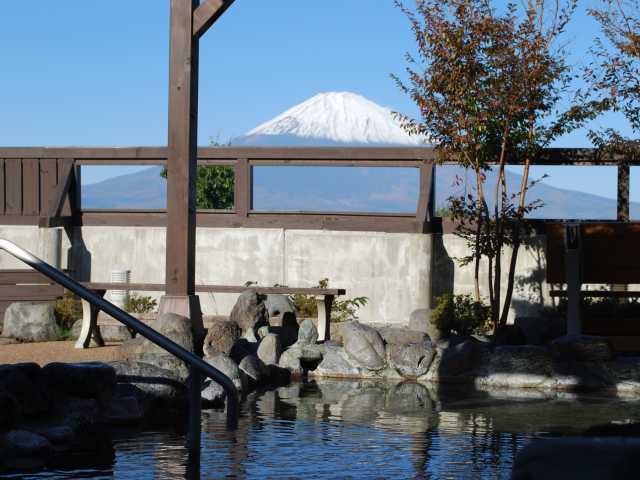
[158,295,205,353]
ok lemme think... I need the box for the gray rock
[409,308,444,342]
[0,430,52,471]
[311,345,362,378]
[42,362,116,407]
[30,425,74,444]
[376,325,430,346]
[0,363,49,419]
[604,357,640,394]
[301,344,324,362]
[512,437,640,480]
[118,312,196,381]
[474,345,555,389]
[109,360,186,403]
[201,380,225,406]
[278,347,304,378]
[2,301,58,342]
[230,290,268,342]
[257,333,282,366]
[437,338,474,377]
[204,353,244,392]
[296,318,318,346]
[342,321,386,370]
[257,325,270,339]
[265,294,296,318]
[388,341,435,378]
[239,355,266,384]
[203,320,241,357]
[107,395,144,425]
[551,335,613,362]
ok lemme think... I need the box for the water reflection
[17,380,640,479]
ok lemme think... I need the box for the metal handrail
[0,238,239,440]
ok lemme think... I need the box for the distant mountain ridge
[83,91,629,219]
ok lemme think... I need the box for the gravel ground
[0,341,120,365]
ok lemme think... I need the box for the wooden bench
[0,269,65,323]
[546,222,640,351]
[76,283,346,349]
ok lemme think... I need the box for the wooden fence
[0,146,633,233]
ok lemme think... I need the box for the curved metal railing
[0,238,239,443]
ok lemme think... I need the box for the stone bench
[76,283,345,349]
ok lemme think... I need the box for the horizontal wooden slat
[0,270,59,285]
[81,282,345,296]
[549,290,640,298]
[0,284,63,301]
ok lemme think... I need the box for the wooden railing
[0,146,634,233]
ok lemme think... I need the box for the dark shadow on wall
[511,235,547,319]
[431,234,455,305]
[65,226,91,282]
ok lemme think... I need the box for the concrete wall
[433,233,552,322]
[75,226,433,326]
[0,225,553,326]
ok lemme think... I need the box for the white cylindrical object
[110,269,130,309]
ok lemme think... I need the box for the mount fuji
[233,92,428,147]
[82,91,632,219]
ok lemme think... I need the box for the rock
[514,316,552,345]
[409,308,444,342]
[118,312,196,381]
[0,363,50,420]
[342,322,386,371]
[239,355,266,384]
[31,425,74,444]
[0,430,52,471]
[109,360,186,404]
[0,390,19,430]
[376,325,430,346]
[72,315,134,343]
[204,353,245,393]
[230,290,268,342]
[389,341,435,378]
[201,380,225,406]
[604,357,640,394]
[311,345,362,378]
[493,324,526,346]
[474,345,555,389]
[265,294,296,318]
[296,318,318,346]
[278,347,304,377]
[437,339,474,377]
[551,335,613,362]
[270,312,299,348]
[257,333,282,366]
[107,395,144,425]
[43,362,116,407]
[512,437,640,480]
[385,382,434,415]
[2,301,58,342]
[257,325,270,339]
[203,320,241,357]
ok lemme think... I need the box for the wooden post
[564,223,581,335]
[618,161,630,222]
[160,0,203,327]
[416,161,435,232]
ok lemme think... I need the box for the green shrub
[431,294,491,337]
[289,278,368,323]
[124,294,158,315]
[54,291,83,331]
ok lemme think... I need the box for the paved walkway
[0,340,120,366]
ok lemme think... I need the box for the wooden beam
[618,161,630,221]
[166,0,199,296]
[192,0,235,39]
[38,160,74,228]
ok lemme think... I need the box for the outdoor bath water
[7,379,639,480]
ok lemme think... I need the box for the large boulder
[109,360,187,404]
[551,335,613,362]
[0,363,50,421]
[239,355,266,385]
[257,333,282,366]
[265,294,296,318]
[42,362,116,407]
[341,321,386,371]
[0,430,52,471]
[296,318,318,346]
[474,345,555,389]
[311,345,362,378]
[118,312,196,381]
[429,338,475,379]
[230,290,268,342]
[2,301,58,342]
[604,357,640,395]
[203,320,241,357]
[203,353,245,393]
[278,347,304,378]
[376,325,430,346]
[388,340,435,379]
[408,308,444,342]
[269,311,299,348]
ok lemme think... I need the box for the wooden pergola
[159,0,236,324]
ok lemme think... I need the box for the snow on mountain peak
[239,92,428,146]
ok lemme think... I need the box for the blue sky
[0,1,634,197]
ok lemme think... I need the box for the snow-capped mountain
[233,91,428,146]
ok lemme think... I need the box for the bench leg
[75,291,106,349]
[316,295,334,342]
